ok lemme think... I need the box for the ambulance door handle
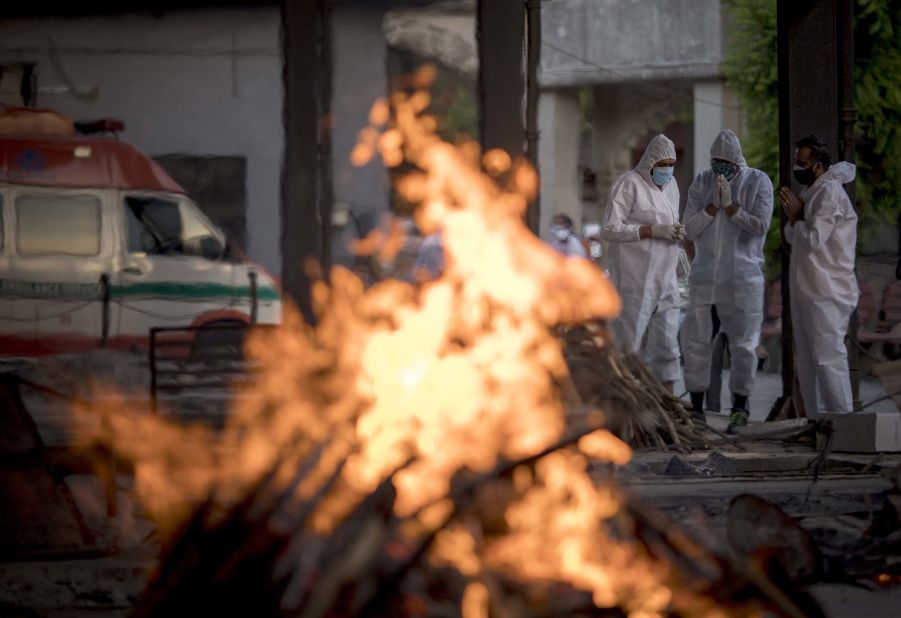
[121,266,146,276]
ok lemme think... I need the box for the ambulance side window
[124,196,182,254]
[16,194,101,256]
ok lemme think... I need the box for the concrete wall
[0,9,284,274]
[331,6,391,267]
[541,0,722,87]
[537,89,582,238]
[383,7,477,77]
[589,81,695,215]
[693,80,725,177]
[0,2,735,275]
[693,80,747,178]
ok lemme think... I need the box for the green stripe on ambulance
[0,278,279,302]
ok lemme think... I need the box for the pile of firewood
[130,430,824,618]
[560,324,709,450]
[124,328,834,616]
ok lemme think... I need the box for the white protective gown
[680,130,774,398]
[784,162,858,416]
[549,233,589,258]
[601,134,681,382]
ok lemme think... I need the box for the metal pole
[99,273,110,349]
[98,438,118,518]
[249,270,258,325]
[837,0,860,408]
[319,0,334,274]
[896,212,901,280]
[149,328,158,415]
[776,0,796,414]
[525,0,542,234]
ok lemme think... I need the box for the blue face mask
[711,159,740,181]
[652,166,674,186]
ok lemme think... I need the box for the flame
[462,581,490,618]
[483,451,668,612]
[71,77,752,616]
[482,148,512,176]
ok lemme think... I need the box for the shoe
[726,408,749,433]
[731,393,749,411]
[690,392,705,412]
[689,392,706,425]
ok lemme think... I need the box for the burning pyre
[77,67,771,617]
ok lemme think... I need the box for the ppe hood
[635,134,677,186]
[709,129,747,167]
[819,161,856,184]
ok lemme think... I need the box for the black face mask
[711,159,740,181]
[793,165,816,186]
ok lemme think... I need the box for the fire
[323,84,620,523]
[73,69,746,616]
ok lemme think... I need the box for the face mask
[711,159,740,181]
[793,165,816,186]
[652,166,674,186]
[552,226,570,241]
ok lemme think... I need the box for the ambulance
[0,108,280,356]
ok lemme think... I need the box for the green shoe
[727,408,749,433]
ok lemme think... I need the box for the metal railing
[148,323,273,414]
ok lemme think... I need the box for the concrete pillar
[537,88,581,239]
[281,0,324,321]
[776,0,846,415]
[693,80,725,177]
[477,0,525,159]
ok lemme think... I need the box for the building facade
[0,1,745,277]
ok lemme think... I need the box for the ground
[676,369,899,418]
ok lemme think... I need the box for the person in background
[601,134,684,393]
[779,136,858,417]
[548,213,589,258]
[680,129,773,430]
[409,227,444,282]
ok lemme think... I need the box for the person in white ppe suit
[779,136,858,417]
[547,213,589,258]
[681,130,773,429]
[602,134,684,391]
